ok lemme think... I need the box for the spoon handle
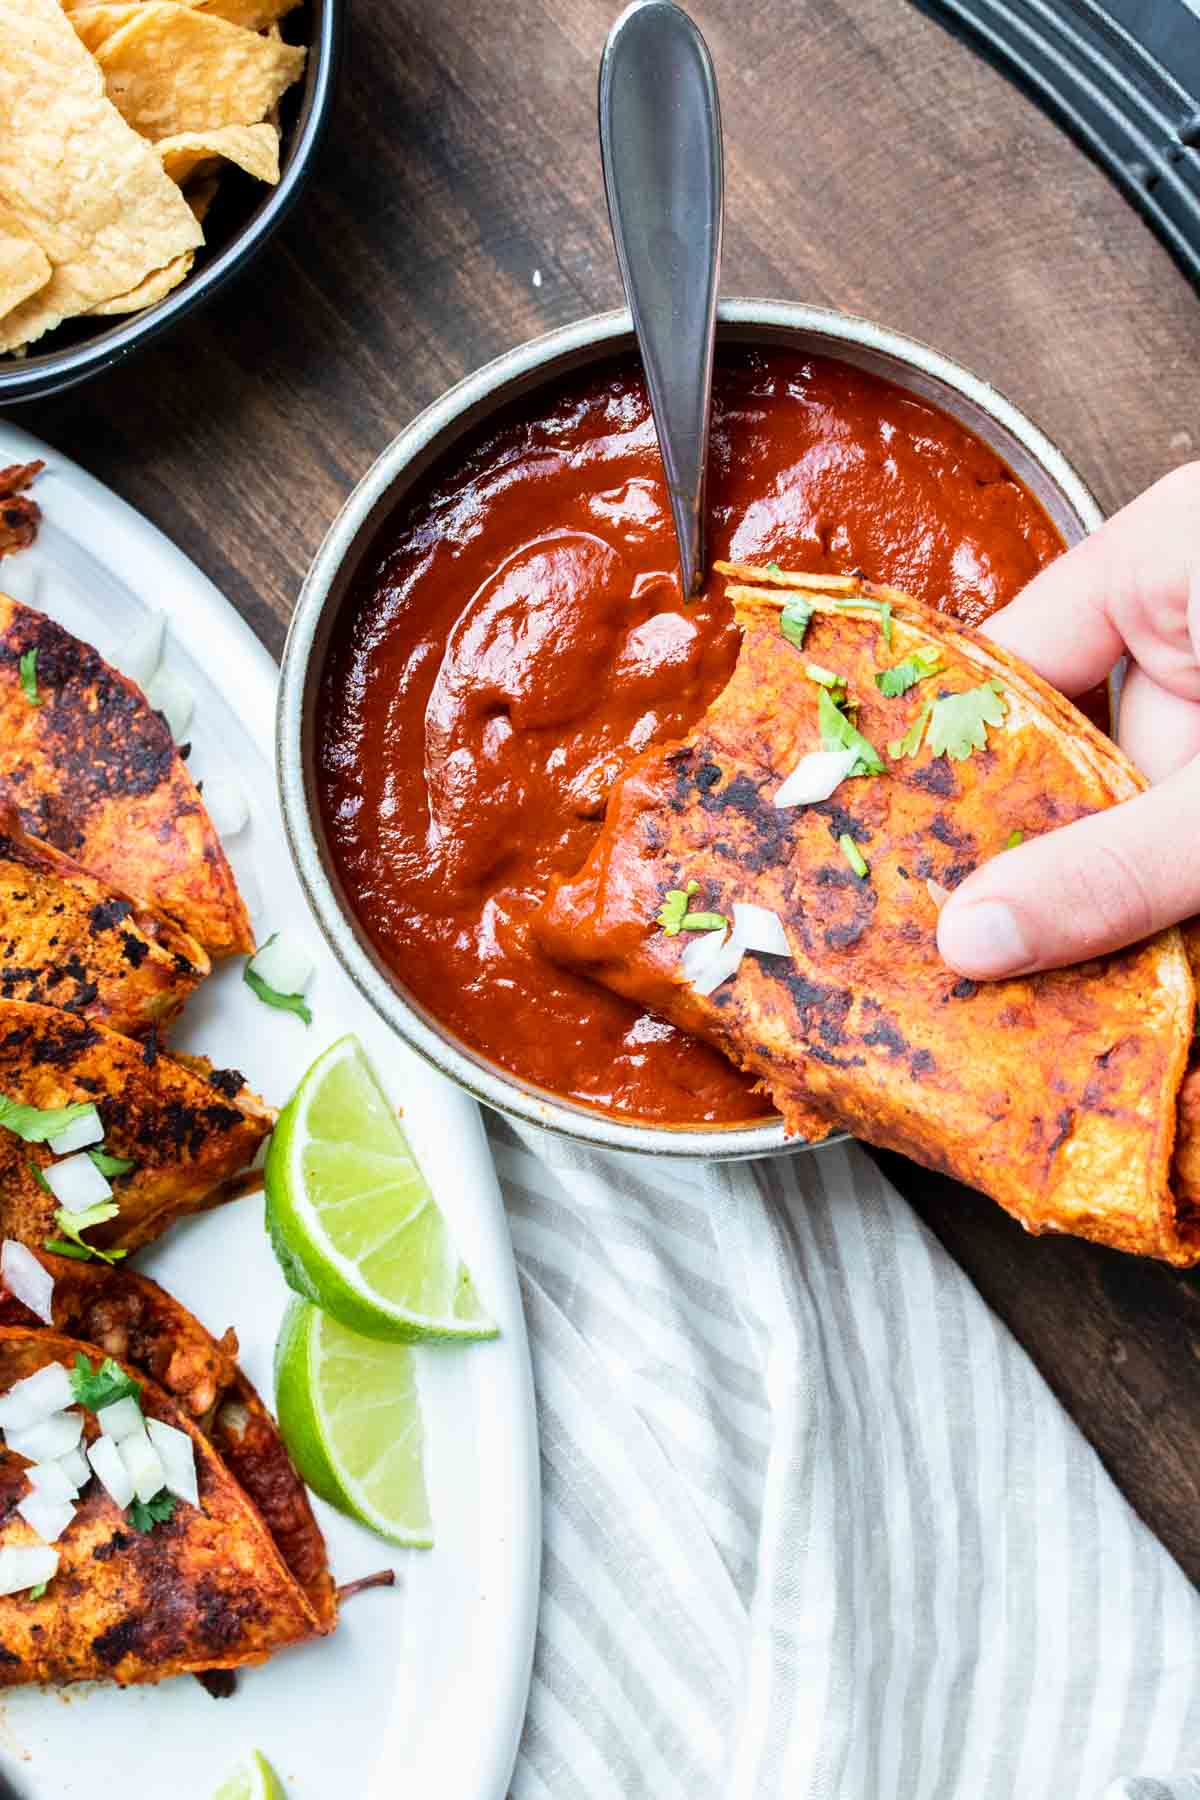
[599,1,723,598]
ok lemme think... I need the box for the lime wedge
[264,1035,497,1342]
[212,1749,286,1800]
[274,1296,432,1547]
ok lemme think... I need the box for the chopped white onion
[96,1396,143,1442]
[0,1544,58,1595]
[147,1418,198,1508]
[145,665,195,742]
[25,1461,77,1502]
[1,1240,54,1326]
[56,1445,90,1490]
[926,879,952,911]
[45,1153,112,1214]
[16,1492,74,1544]
[772,747,859,810]
[247,933,315,998]
[731,902,792,958]
[201,775,249,839]
[680,926,746,998]
[5,1409,83,1463]
[118,1430,166,1504]
[0,1360,74,1430]
[88,1434,135,1509]
[113,611,165,690]
[46,1106,104,1157]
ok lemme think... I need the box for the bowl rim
[0,0,344,406]
[277,297,1104,1160]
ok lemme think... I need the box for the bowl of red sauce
[277,300,1102,1158]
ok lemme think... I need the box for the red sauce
[317,349,1063,1125]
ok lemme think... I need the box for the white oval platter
[0,425,540,1800]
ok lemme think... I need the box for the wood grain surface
[14,0,1200,1578]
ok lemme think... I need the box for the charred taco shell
[0,998,271,1255]
[0,1326,324,1685]
[538,565,1200,1264]
[0,807,209,1037]
[0,594,252,957]
[0,1251,336,1633]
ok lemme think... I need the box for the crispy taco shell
[0,1252,336,1632]
[0,594,252,957]
[0,807,209,1036]
[538,566,1200,1264]
[0,998,271,1254]
[0,1327,322,1685]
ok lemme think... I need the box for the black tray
[914,0,1200,288]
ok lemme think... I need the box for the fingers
[981,462,1200,702]
[937,753,1200,977]
[1117,663,1200,782]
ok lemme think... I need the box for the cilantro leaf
[244,936,313,1026]
[680,911,727,932]
[779,596,814,649]
[888,699,934,761]
[656,880,699,936]
[818,685,883,776]
[926,679,1008,762]
[18,649,40,708]
[875,650,943,698]
[833,596,892,647]
[46,1201,126,1265]
[838,833,869,879]
[70,1352,142,1413]
[0,1096,96,1144]
[88,1148,135,1179]
[42,1239,96,1260]
[126,1491,176,1534]
[27,1580,47,1600]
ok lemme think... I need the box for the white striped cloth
[494,1121,1200,1799]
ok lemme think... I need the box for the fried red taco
[0,594,253,957]
[538,564,1200,1264]
[0,1272,334,1684]
[0,806,209,1037]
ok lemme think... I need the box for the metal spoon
[599,0,724,598]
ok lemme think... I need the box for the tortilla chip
[0,998,272,1254]
[0,231,50,324]
[65,0,303,24]
[537,567,1200,1265]
[192,0,303,27]
[87,247,194,315]
[0,0,203,353]
[156,120,280,186]
[0,1328,322,1685]
[0,596,253,957]
[66,3,147,54]
[94,4,306,143]
[0,1253,337,1629]
[0,808,209,1036]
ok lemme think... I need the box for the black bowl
[0,0,343,406]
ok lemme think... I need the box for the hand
[937,463,1200,978]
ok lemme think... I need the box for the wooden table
[17,0,1200,1579]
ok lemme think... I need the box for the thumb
[936,755,1200,977]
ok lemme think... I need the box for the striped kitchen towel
[494,1123,1200,1799]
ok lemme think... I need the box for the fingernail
[938,899,1034,978]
